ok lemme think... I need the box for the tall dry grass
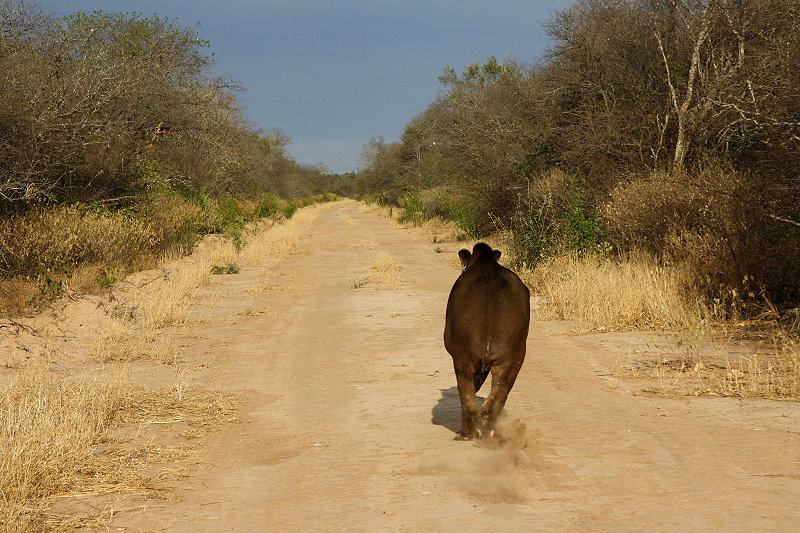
[527,251,707,330]
[0,197,200,315]
[0,206,158,278]
[0,372,131,531]
[709,331,800,399]
[238,205,318,266]
[527,250,800,400]
[0,193,327,316]
[137,239,238,329]
[0,369,238,532]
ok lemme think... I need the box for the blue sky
[35,0,573,173]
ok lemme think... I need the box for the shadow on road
[431,386,484,434]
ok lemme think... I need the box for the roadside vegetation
[0,203,325,531]
[1,0,798,526]
[350,0,800,398]
[0,1,339,316]
[0,1,334,529]
[351,0,800,323]
[0,369,238,531]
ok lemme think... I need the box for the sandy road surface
[109,200,800,532]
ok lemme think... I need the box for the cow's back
[444,261,530,363]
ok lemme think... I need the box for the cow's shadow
[431,386,485,433]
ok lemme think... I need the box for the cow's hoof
[453,432,474,441]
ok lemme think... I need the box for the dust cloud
[417,415,532,504]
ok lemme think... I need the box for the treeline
[0,1,335,313]
[0,1,332,211]
[350,0,800,309]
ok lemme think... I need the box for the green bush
[445,202,481,239]
[211,263,240,275]
[509,204,560,268]
[254,193,283,219]
[211,197,247,250]
[564,185,601,253]
[364,194,391,207]
[282,200,299,219]
[398,193,426,225]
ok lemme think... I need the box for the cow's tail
[474,368,490,393]
[474,335,492,392]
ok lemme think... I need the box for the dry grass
[117,384,238,428]
[90,317,177,365]
[0,372,124,531]
[353,253,403,289]
[95,204,320,362]
[0,203,329,530]
[0,370,237,532]
[137,240,237,330]
[700,330,800,399]
[527,251,707,330]
[0,193,268,317]
[90,317,141,362]
[0,206,158,279]
[238,206,318,267]
[0,198,199,317]
[238,223,301,266]
[369,253,403,288]
[0,278,40,316]
[608,319,800,400]
[136,274,196,330]
[520,247,800,400]
[414,217,461,243]
[632,332,800,400]
[86,227,233,364]
[68,263,130,295]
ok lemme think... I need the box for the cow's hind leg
[480,360,523,436]
[453,361,480,440]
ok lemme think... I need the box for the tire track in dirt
[107,200,800,532]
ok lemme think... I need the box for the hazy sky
[35,0,573,173]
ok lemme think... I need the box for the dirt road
[109,200,800,532]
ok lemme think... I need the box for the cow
[443,242,530,440]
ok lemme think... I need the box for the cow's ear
[458,249,471,271]
[493,249,502,261]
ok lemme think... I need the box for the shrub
[282,200,299,219]
[364,193,391,207]
[509,203,560,268]
[604,167,800,310]
[445,201,482,239]
[509,170,597,267]
[210,263,240,275]
[564,185,601,252]
[212,197,247,250]
[0,206,158,279]
[254,193,284,219]
[398,193,426,225]
[416,186,483,238]
[140,193,208,255]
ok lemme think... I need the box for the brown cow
[443,243,530,440]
